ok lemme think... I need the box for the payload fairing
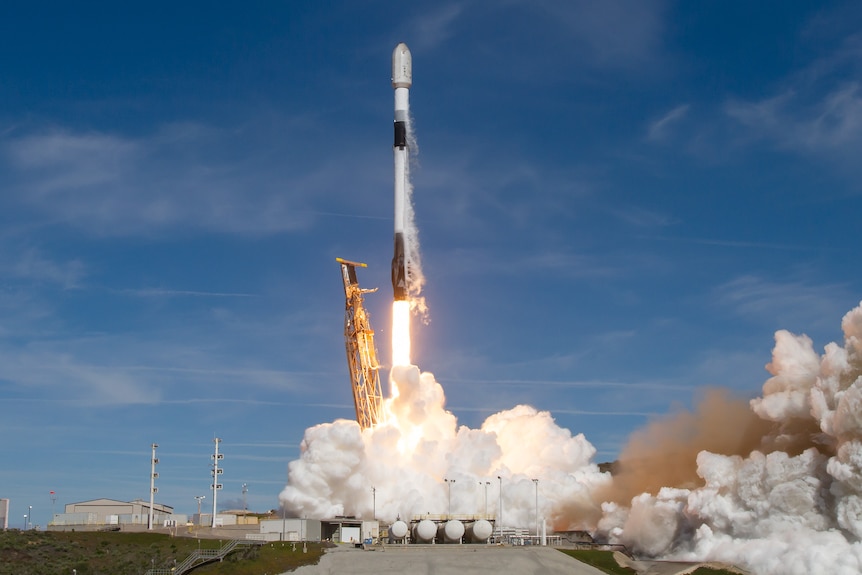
[391,42,412,301]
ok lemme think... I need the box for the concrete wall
[260,518,322,541]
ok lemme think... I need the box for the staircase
[144,538,265,575]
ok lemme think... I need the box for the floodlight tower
[480,481,490,517]
[242,483,248,511]
[444,478,455,518]
[194,495,206,524]
[149,443,159,530]
[497,476,503,542]
[532,478,539,540]
[211,438,224,527]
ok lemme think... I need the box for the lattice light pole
[444,478,456,518]
[497,475,503,541]
[194,495,206,524]
[480,481,490,517]
[532,478,539,539]
[149,443,159,530]
[211,438,224,528]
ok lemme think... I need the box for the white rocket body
[391,42,411,301]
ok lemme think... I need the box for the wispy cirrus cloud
[0,347,161,405]
[1,247,86,288]
[726,83,862,155]
[535,0,667,70]
[409,4,464,51]
[712,274,851,334]
[648,104,690,142]
[722,14,862,170]
[0,119,387,238]
[121,288,257,298]
[407,0,667,79]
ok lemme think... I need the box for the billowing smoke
[279,364,609,529]
[596,302,862,574]
[280,302,862,575]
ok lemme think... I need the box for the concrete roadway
[285,544,608,575]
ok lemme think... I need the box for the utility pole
[480,481,490,517]
[444,478,455,518]
[497,476,503,543]
[242,483,248,511]
[532,478,539,541]
[49,491,57,524]
[211,438,224,528]
[149,443,159,530]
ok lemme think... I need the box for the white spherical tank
[390,520,409,540]
[466,519,493,543]
[443,519,465,543]
[413,519,436,543]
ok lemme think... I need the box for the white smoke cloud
[281,301,862,575]
[279,364,609,529]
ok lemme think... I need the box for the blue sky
[2,1,862,528]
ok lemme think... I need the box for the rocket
[391,42,411,301]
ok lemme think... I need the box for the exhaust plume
[280,302,862,574]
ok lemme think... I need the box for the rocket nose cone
[392,42,412,88]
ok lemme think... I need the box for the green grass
[0,530,325,575]
[559,549,637,575]
[194,542,326,575]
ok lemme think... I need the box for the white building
[52,498,175,527]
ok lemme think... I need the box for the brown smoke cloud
[598,388,777,504]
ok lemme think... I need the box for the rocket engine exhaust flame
[391,300,411,367]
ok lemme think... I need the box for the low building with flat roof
[51,498,176,528]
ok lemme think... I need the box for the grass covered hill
[0,530,325,575]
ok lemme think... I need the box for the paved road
[285,545,607,575]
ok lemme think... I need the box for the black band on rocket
[394,121,407,149]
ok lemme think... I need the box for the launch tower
[337,258,385,429]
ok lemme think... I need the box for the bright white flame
[392,300,411,366]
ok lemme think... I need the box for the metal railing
[144,539,264,575]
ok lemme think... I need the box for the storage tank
[441,519,464,543]
[390,520,409,541]
[466,519,493,543]
[412,519,436,543]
